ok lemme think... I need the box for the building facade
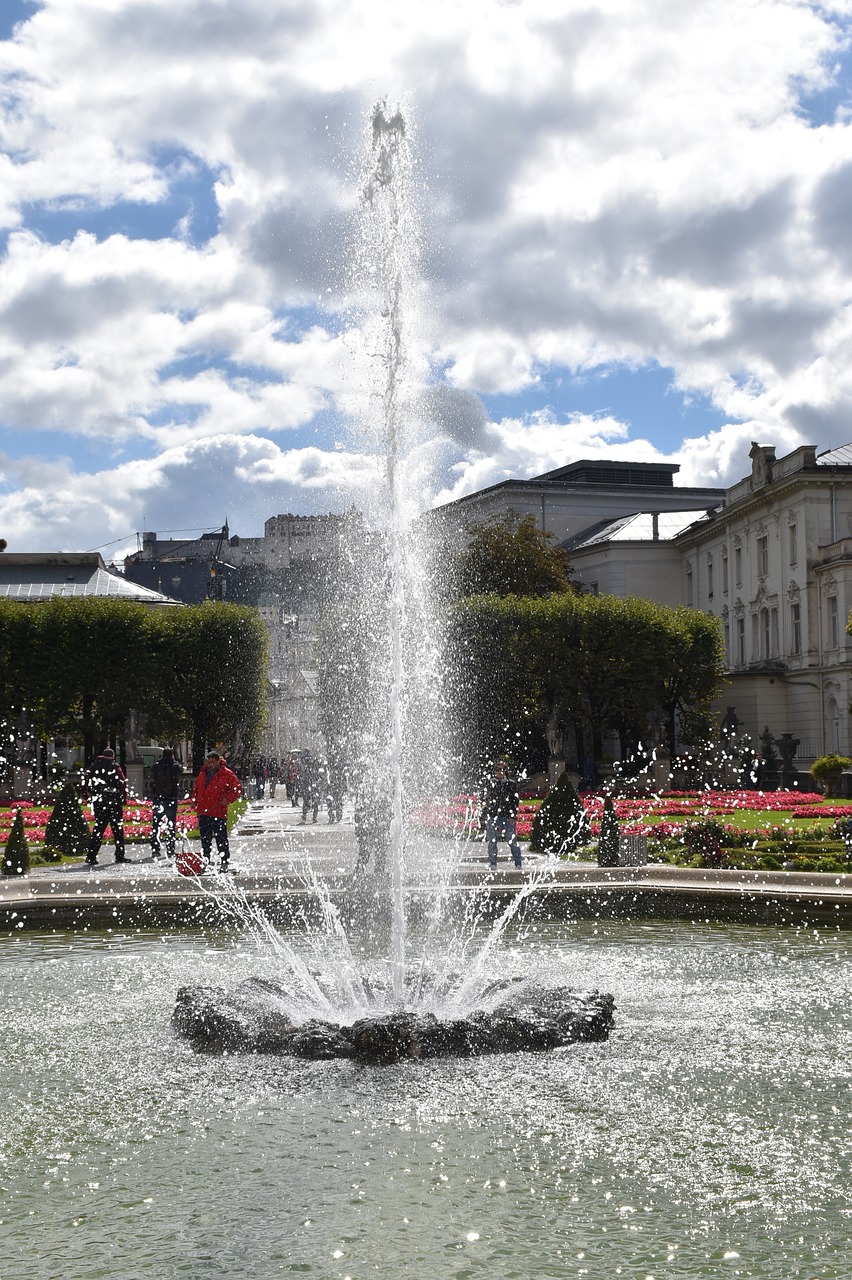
[427,459,724,547]
[568,443,852,764]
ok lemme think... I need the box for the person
[326,752,345,823]
[299,750,321,824]
[480,760,522,869]
[267,757,279,799]
[85,746,130,866]
[191,750,242,872]
[252,754,267,800]
[150,746,182,860]
[286,751,301,806]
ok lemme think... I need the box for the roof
[428,459,724,516]
[565,509,709,551]
[0,553,180,605]
[817,444,852,467]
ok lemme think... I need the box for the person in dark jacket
[191,750,242,871]
[252,754,267,800]
[299,751,321,824]
[481,760,522,869]
[150,747,182,860]
[86,747,130,866]
[285,752,301,806]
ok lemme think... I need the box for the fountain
[170,100,614,1060]
[5,105,850,1280]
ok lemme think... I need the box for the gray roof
[565,509,708,551]
[817,444,852,466]
[0,554,180,605]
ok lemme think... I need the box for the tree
[0,598,268,772]
[2,808,30,876]
[656,607,727,757]
[445,511,574,599]
[529,771,590,856]
[447,592,726,778]
[44,782,90,859]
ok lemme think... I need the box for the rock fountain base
[172,977,616,1064]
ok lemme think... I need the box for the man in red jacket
[191,750,242,872]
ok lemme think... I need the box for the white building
[568,442,852,763]
[427,458,723,545]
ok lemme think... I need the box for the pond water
[1,918,849,1279]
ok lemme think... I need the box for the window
[789,522,798,566]
[771,607,779,658]
[723,620,730,660]
[686,571,693,607]
[757,535,769,578]
[722,552,729,594]
[737,616,746,665]
[734,546,742,587]
[761,608,771,659]
[791,602,801,655]
[829,596,839,649]
[707,558,714,600]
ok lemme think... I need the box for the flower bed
[0,798,197,847]
[408,787,848,855]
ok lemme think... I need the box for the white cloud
[0,433,382,552]
[2,0,852,544]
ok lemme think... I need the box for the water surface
[1,919,849,1279]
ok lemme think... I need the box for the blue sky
[2,1,852,552]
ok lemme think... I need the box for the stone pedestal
[125,762,145,802]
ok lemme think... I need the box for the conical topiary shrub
[529,771,591,857]
[2,808,31,876]
[44,782,90,860]
[597,794,620,867]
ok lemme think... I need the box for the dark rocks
[171,978,615,1064]
[172,977,297,1054]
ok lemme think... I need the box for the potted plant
[810,754,852,798]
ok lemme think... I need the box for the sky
[2,0,852,556]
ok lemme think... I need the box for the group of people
[250,755,281,800]
[84,745,242,872]
[83,743,523,872]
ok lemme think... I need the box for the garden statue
[774,733,800,789]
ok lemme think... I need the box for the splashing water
[196,101,566,1026]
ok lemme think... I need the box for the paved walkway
[3,794,852,928]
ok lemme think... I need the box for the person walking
[150,746,182,860]
[267,757,279,799]
[85,746,130,866]
[286,751,301,806]
[299,750,321,824]
[191,750,242,872]
[481,760,522,869]
[252,754,267,800]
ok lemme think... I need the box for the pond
[1,918,849,1279]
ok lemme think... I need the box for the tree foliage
[446,592,726,775]
[2,808,30,876]
[44,781,90,858]
[529,770,590,856]
[0,598,267,768]
[444,511,574,599]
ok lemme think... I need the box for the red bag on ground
[176,845,204,877]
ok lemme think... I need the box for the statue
[775,733,800,789]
